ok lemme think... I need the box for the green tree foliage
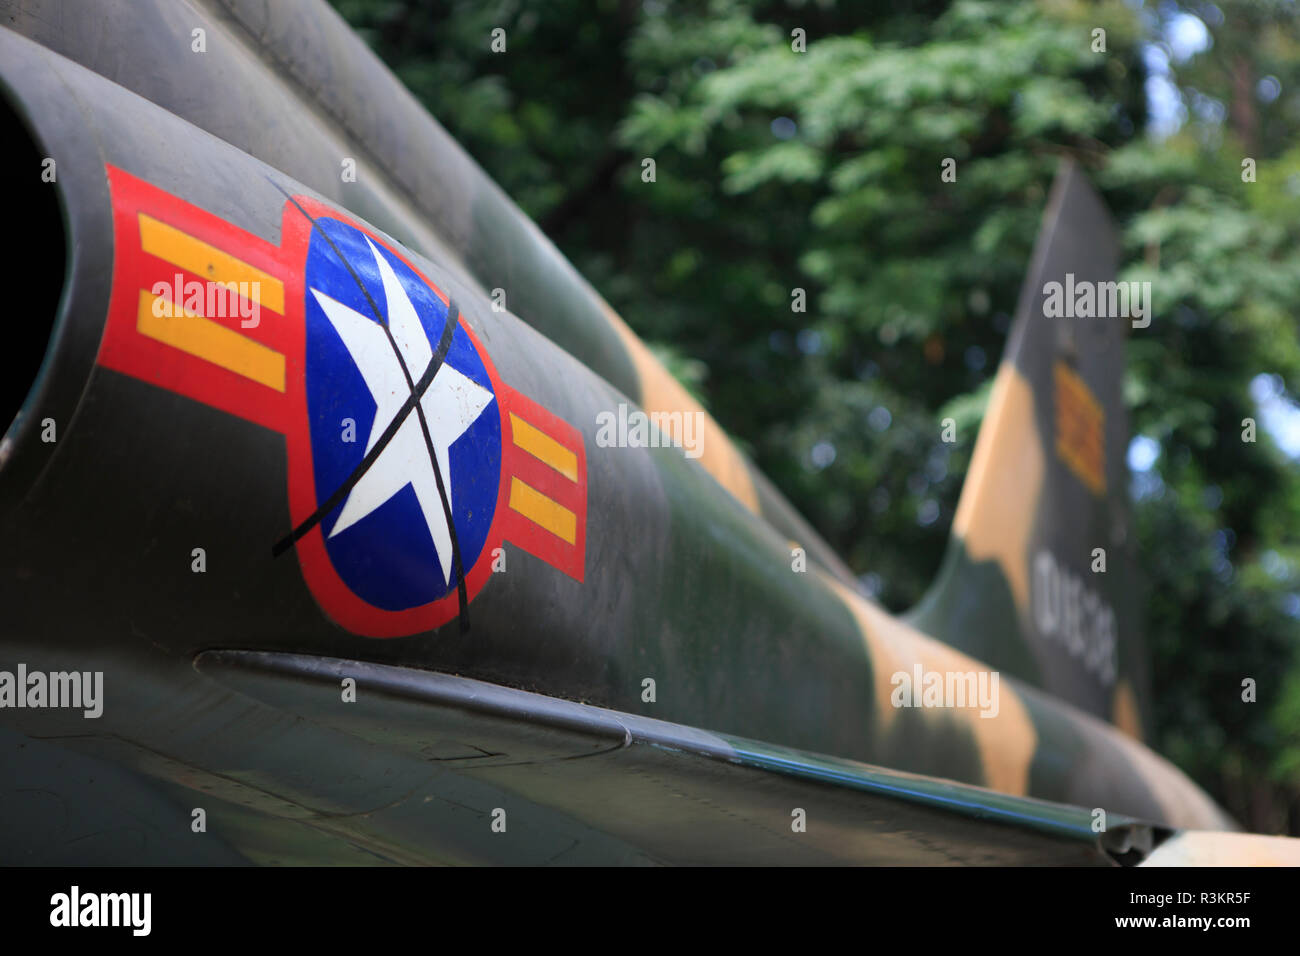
[333,0,1300,834]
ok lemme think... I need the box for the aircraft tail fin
[908,159,1149,737]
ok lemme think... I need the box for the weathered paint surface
[0,3,1249,864]
[0,0,858,589]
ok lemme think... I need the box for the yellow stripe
[136,290,285,392]
[510,412,578,481]
[508,477,576,544]
[139,213,285,314]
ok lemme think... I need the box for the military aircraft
[1,0,1296,865]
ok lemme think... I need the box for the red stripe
[499,384,587,582]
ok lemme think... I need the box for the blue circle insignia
[303,219,501,611]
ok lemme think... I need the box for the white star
[310,237,493,585]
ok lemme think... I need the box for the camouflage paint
[0,6,1251,863]
[910,162,1149,733]
[0,0,859,588]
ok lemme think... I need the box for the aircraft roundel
[97,166,587,638]
[301,218,502,612]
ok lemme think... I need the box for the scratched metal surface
[3,650,1143,865]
